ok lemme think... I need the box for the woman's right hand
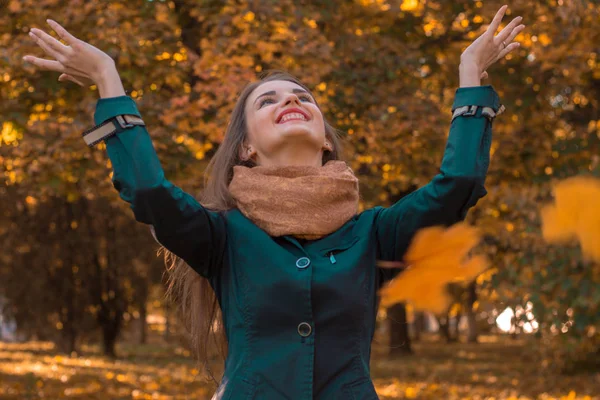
[23,19,116,87]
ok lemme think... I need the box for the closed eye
[258,97,276,108]
[258,94,314,108]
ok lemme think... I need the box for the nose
[283,92,301,106]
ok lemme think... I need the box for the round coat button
[297,322,312,337]
[295,257,310,269]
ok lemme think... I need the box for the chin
[277,124,318,137]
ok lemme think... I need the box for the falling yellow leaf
[378,223,488,313]
[541,176,600,261]
[405,223,480,264]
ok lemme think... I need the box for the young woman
[23,5,524,399]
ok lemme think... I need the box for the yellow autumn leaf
[541,176,600,261]
[405,223,481,264]
[378,223,488,313]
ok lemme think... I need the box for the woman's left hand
[461,5,525,78]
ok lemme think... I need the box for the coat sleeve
[94,95,226,279]
[374,85,501,284]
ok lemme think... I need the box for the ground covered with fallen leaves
[0,335,598,399]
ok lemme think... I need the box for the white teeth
[280,113,307,122]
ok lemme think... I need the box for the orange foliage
[378,223,488,313]
[541,176,600,261]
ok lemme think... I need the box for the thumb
[480,71,489,80]
[58,73,85,87]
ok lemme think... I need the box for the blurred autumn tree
[1,0,598,369]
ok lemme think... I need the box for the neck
[257,145,324,168]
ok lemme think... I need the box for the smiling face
[242,80,330,167]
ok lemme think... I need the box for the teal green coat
[94,85,500,399]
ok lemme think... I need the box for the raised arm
[23,20,226,279]
[375,5,525,283]
[94,95,227,279]
[375,85,500,264]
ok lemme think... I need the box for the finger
[22,56,66,73]
[486,5,508,36]
[61,66,95,80]
[23,55,86,78]
[59,74,85,87]
[495,16,524,45]
[28,31,66,62]
[24,46,88,76]
[46,19,80,46]
[494,42,521,63]
[29,27,71,57]
[480,71,489,79]
[501,24,526,47]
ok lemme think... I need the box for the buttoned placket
[283,236,315,399]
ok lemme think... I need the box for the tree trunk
[437,311,457,343]
[466,281,478,343]
[58,324,77,355]
[383,188,417,356]
[101,315,122,358]
[452,311,461,340]
[438,315,448,341]
[413,312,425,342]
[139,298,147,345]
[59,200,80,356]
[164,301,170,341]
[91,213,126,359]
[388,303,412,356]
[132,258,149,345]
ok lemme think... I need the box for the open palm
[23,19,115,87]
[463,5,526,77]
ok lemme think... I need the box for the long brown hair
[162,71,347,378]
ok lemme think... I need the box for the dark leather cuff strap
[82,114,145,147]
[451,104,506,122]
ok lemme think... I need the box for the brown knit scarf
[229,160,360,240]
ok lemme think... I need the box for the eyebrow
[253,88,310,105]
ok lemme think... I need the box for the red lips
[276,107,310,123]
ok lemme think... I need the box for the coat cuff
[94,96,142,126]
[451,85,501,112]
